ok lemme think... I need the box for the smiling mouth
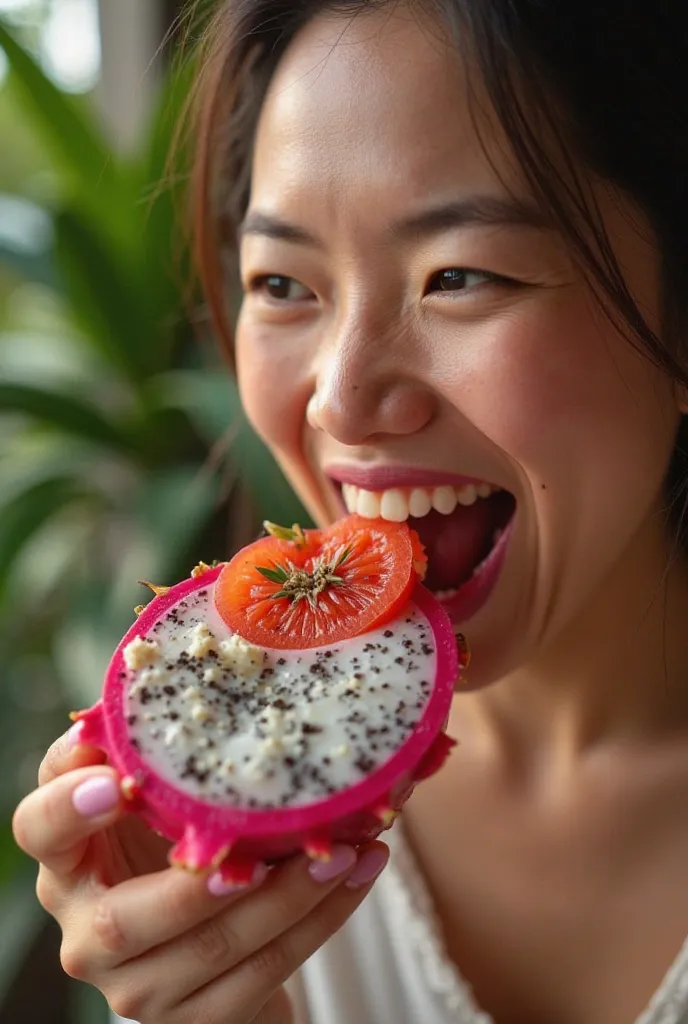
[333,478,516,620]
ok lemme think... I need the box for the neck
[458,522,688,768]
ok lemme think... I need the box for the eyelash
[246,267,515,303]
[248,275,314,302]
[425,267,509,295]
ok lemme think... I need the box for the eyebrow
[238,212,321,247]
[391,196,551,241]
[238,195,550,248]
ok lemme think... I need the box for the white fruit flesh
[122,585,436,809]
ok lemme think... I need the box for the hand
[12,727,389,1023]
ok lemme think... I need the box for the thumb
[14,765,126,877]
[38,722,107,786]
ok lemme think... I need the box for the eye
[250,275,314,301]
[426,268,501,294]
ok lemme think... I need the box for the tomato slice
[214,515,424,649]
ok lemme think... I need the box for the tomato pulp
[214,516,426,649]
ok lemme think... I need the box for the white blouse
[114,824,688,1024]
[291,823,688,1024]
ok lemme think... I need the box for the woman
[12,1,688,1021]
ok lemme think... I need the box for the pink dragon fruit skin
[71,565,460,884]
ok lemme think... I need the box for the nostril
[309,353,437,445]
[306,393,322,430]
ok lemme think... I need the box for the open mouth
[329,473,516,622]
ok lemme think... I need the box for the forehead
[250,7,521,217]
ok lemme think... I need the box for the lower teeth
[472,553,492,577]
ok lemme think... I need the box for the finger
[13,766,125,876]
[38,723,107,787]
[250,987,293,1024]
[79,842,357,976]
[69,867,269,1020]
[104,970,294,1024]
[177,844,389,1023]
[130,844,358,1003]
[65,857,268,978]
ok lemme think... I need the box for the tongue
[411,501,499,592]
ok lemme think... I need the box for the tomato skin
[214,516,424,649]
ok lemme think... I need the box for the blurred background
[0,2,308,1020]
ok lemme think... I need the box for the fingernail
[67,722,84,749]
[72,776,119,818]
[207,862,267,897]
[308,845,357,883]
[345,847,388,889]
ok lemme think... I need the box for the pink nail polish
[344,848,388,889]
[207,862,267,897]
[308,845,357,883]
[72,776,119,818]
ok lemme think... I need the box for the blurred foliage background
[0,2,308,1020]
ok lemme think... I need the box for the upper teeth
[342,482,496,522]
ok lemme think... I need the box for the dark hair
[190,0,688,548]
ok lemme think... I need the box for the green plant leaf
[141,57,196,198]
[74,983,111,1024]
[0,193,55,287]
[0,476,94,607]
[52,466,226,705]
[0,380,139,454]
[2,506,92,619]
[148,367,235,442]
[133,58,197,365]
[0,240,55,288]
[0,439,116,502]
[0,19,127,240]
[0,823,26,887]
[53,207,157,382]
[147,368,312,526]
[53,592,118,707]
[133,464,223,579]
[0,861,44,1003]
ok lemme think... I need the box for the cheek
[235,316,312,458]
[438,291,678,498]
[236,316,336,526]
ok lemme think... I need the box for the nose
[307,312,436,446]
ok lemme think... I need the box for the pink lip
[439,517,514,623]
[325,464,497,491]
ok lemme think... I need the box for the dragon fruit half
[71,517,463,884]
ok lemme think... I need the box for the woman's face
[236,7,681,684]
